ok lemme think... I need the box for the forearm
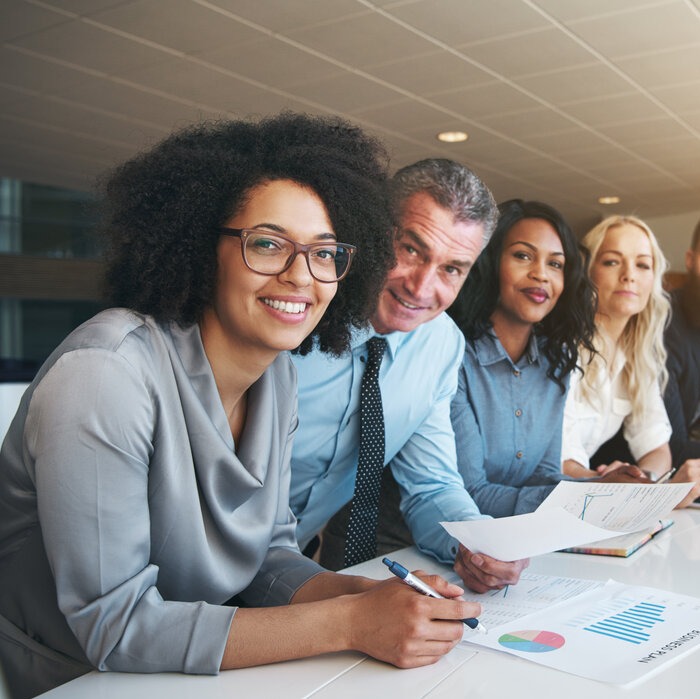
[637,444,672,477]
[223,576,474,670]
[562,459,594,478]
[290,571,377,603]
[222,595,353,668]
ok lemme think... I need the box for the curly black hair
[448,199,597,392]
[101,112,395,356]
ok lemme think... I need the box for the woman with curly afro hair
[0,113,470,699]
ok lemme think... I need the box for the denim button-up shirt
[451,331,567,517]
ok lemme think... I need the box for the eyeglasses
[219,227,356,283]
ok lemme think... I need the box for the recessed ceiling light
[437,130,468,143]
[598,196,620,205]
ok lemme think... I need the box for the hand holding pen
[383,558,487,634]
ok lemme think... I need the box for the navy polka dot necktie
[344,336,387,568]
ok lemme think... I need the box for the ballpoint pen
[656,467,677,484]
[382,557,488,633]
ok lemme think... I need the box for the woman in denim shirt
[447,200,600,517]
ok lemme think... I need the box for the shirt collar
[350,324,406,361]
[474,330,541,368]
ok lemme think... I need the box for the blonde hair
[578,215,670,420]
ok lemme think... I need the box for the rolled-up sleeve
[623,384,672,461]
[392,334,486,564]
[561,370,594,469]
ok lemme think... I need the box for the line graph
[579,491,614,520]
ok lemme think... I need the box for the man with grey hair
[290,159,528,592]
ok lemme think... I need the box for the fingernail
[471,554,483,566]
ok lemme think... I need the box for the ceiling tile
[428,82,542,119]
[48,0,133,15]
[521,129,621,158]
[551,143,629,166]
[10,18,173,75]
[286,12,436,67]
[456,27,593,78]
[0,0,69,41]
[615,44,700,88]
[629,135,700,162]
[651,81,700,113]
[581,157,660,181]
[0,83,34,110]
[677,110,700,131]
[0,46,87,93]
[58,76,214,128]
[566,2,700,58]
[560,93,668,128]
[364,50,492,95]
[497,153,572,179]
[286,71,403,114]
[195,0,363,33]
[453,135,539,166]
[351,98,454,133]
[383,0,549,46]
[480,107,579,138]
[89,0,262,54]
[1,95,168,146]
[596,116,694,145]
[197,38,341,90]
[0,117,133,165]
[118,57,314,114]
[532,0,666,23]
[515,63,633,104]
[399,118,500,147]
[0,122,126,174]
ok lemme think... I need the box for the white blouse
[562,345,671,468]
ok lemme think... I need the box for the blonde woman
[562,215,700,507]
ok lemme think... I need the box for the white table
[38,508,700,698]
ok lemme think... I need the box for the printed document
[446,570,605,628]
[441,482,693,560]
[464,580,700,685]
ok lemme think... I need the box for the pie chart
[498,629,566,653]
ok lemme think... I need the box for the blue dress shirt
[451,332,567,517]
[290,313,485,564]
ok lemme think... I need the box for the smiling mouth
[262,298,308,314]
[390,290,424,310]
[521,288,549,303]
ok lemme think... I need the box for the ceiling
[1,0,700,234]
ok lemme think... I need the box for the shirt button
[515,409,522,417]
[513,369,520,377]
[516,451,523,459]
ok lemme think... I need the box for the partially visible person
[0,115,476,699]
[291,159,529,593]
[664,218,700,466]
[448,200,645,518]
[561,215,700,507]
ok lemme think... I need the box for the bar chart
[583,601,666,644]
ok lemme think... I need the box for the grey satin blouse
[0,308,324,698]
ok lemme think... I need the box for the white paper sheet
[445,571,605,629]
[441,508,620,560]
[441,481,693,560]
[536,481,693,532]
[465,580,700,686]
